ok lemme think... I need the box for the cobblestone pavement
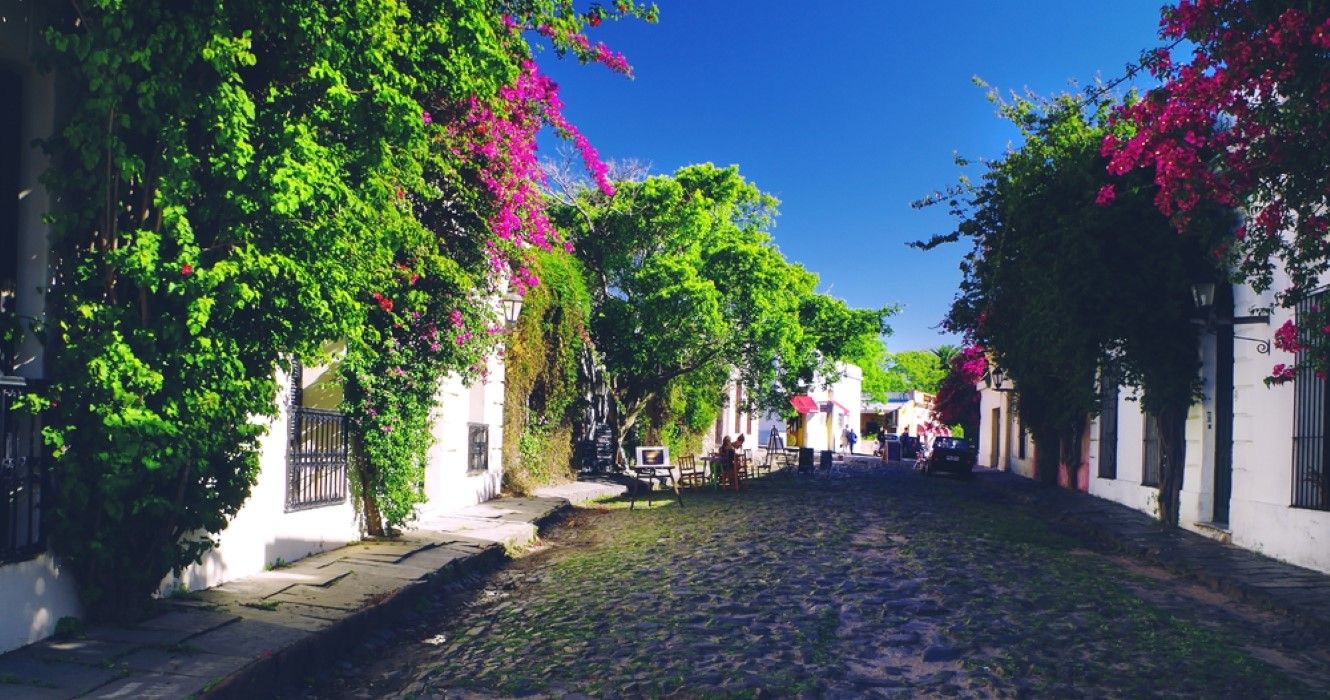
[294,461,1330,699]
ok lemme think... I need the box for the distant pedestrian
[847,429,858,455]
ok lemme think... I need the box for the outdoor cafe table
[698,453,740,492]
[628,464,684,509]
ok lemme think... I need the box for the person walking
[848,428,858,455]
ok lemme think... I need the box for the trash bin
[887,442,901,462]
[819,449,833,471]
[798,447,815,472]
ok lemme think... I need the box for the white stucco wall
[1083,273,1330,574]
[976,387,1035,477]
[1088,391,1158,517]
[1224,277,1330,573]
[0,3,82,654]
[422,352,506,514]
[167,367,360,593]
[755,362,862,454]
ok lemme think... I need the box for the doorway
[990,407,1001,468]
[1213,283,1234,524]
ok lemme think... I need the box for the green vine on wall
[501,249,591,495]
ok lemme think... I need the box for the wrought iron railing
[1293,293,1330,511]
[1,376,47,563]
[287,406,349,511]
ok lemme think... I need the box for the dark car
[921,437,975,478]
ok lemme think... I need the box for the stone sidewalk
[0,478,626,700]
[974,467,1330,638]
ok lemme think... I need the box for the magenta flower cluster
[453,59,617,295]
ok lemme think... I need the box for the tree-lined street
[300,464,1330,699]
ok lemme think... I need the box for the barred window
[1293,292,1330,511]
[1142,413,1162,487]
[1098,374,1119,479]
[468,423,489,474]
[286,360,349,511]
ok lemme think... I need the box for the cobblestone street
[298,462,1330,699]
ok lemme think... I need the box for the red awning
[789,395,818,414]
[827,400,851,415]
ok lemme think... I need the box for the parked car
[920,436,975,478]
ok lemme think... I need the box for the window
[1018,420,1028,460]
[468,423,489,474]
[734,384,743,433]
[1142,413,1162,487]
[1098,375,1119,479]
[1293,292,1330,510]
[0,378,46,563]
[286,360,349,510]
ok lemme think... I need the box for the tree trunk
[1032,427,1060,485]
[350,435,385,537]
[1156,406,1187,528]
[1059,425,1084,490]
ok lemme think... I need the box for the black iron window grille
[286,361,349,511]
[1142,413,1163,487]
[1098,374,1119,479]
[1,377,46,564]
[287,407,350,511]
[1293,292,1330,511]
[468,423,489,475]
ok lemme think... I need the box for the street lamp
[984,366,1013,392]
[1190,281,1271,354]
[501,292,524,331]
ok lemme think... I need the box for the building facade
[979,271,1330,575]
[757,362,863,453]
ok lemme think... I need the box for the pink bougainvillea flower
[180,263,193,276]
[1094,184,1116,207]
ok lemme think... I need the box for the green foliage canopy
[919,89,1223,513]
[35,0,650,616]
[554,163,890,455]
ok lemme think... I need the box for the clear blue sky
[538,2,1168,351]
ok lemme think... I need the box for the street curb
[201,502,565,699]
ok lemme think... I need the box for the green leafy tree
[883,350,950,394]
[918,89,1223,524]
[35,0,652,616]
[553,163,890,460]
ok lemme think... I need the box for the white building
[976,385,1037,479]
[0,4,510,653]
[980,271,1330,575]
[862,390,940,441]
[703,375,762,454]
[757,362,863,453]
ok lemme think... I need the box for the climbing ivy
[501,249,592,495]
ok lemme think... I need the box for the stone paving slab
[0,653,121,699]
[82,671,213,699]
[0,476,628,699]
[978,468,1330,635]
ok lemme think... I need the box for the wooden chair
[677,454,705,489]
[735,451,753,482]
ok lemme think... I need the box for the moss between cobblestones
[301,466,1326,698]
[893,482,1312,697]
